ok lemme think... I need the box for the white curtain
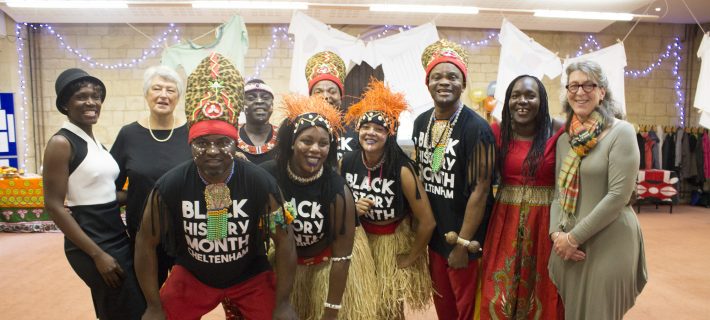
[493,19,562,121]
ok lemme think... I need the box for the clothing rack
[633,123,710,208]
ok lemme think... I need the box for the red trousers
[160,265,275,320]
[429,249,480,320]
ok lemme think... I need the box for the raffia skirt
[363,217,433,319]
[291,226,378,320]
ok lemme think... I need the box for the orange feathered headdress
[282,94,344,141]
[345,79,409,136]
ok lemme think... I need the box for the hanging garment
[643,132,659,170]
[675,129,684,167]
[682,133,699,182]
[696,133,706,183]
[662,131,676,171]
[161,16,248,75]
[562,43,628,115]
[637,132,646,169]
[694,33,710,112]
[656,125,665,169]
[287,11,366,95]
[363,23,440,143]
[493,19,562,120]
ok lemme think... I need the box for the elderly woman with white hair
[110,65,191,287]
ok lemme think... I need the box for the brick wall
[0,19,704,173]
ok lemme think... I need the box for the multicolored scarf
[558,111,605,227]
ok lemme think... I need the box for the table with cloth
[0,176,58,232]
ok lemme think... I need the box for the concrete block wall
[0,19,702,173]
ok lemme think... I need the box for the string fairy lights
[14,24,29,170]
[249,25,293,81]
[579,35,685,126]
[11,23,690,170]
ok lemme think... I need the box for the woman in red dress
[480,75,564,320]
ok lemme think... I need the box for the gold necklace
[148,115,176,143]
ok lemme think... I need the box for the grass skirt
[291,227,378,320]
[366,217,433,319]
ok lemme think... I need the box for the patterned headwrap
[244,79,274,97]
[421,39,469,84]
[184,52,244,142]
[282,94,344,141]
[305,51,346,95]
[345,79,409,136]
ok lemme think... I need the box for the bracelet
[324,302,342,310]
[331,254,352,262]
[551,232,560,241]
[566,233,578,248]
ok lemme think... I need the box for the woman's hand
[92,251,125,288]
[552,232,586,262]
[396,253,416,269]
[354,198,374,217]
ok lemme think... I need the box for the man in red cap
[305,51,360,160]
[134,53,297,320]
[412,39,496,320]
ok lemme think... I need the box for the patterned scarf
[558,110,605,227]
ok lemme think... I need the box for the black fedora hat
[54,68,106,114]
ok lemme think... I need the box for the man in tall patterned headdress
[305,51,360,160]
[411,39,496,320]
[134,53,298,320]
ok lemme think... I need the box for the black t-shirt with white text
[341,151,409,223]
[260,160,347,257]
[412,106,495,259]
[154,159,280,288]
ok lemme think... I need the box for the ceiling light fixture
[191,1,309,10]
[534,10,634,21]
[369,4,479,15]
[6,1,129,8]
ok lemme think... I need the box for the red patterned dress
[479,123,564,320]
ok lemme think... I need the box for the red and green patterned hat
[305,51,346,95]
[184,52,244,142]
[421,39,469,84]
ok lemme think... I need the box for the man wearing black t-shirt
[135,53,297,320]
[412,40,495,320]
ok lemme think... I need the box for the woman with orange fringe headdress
[341,79,436,319]
[260,94,378,320]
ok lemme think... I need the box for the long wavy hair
[499,75,552,179]
[562,60,623,129]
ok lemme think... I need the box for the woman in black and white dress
[43,68,145,319]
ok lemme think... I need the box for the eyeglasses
[565,83,599,93]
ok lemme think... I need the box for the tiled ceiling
[0,0,708,32]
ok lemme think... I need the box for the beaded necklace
[197,161,235,240]
[362,152,385,186]
[237,125,278,155]
[147,115,176,143]
[287,163,324,184]
[423,103,463,173]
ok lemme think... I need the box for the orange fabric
[0,177,44,208]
